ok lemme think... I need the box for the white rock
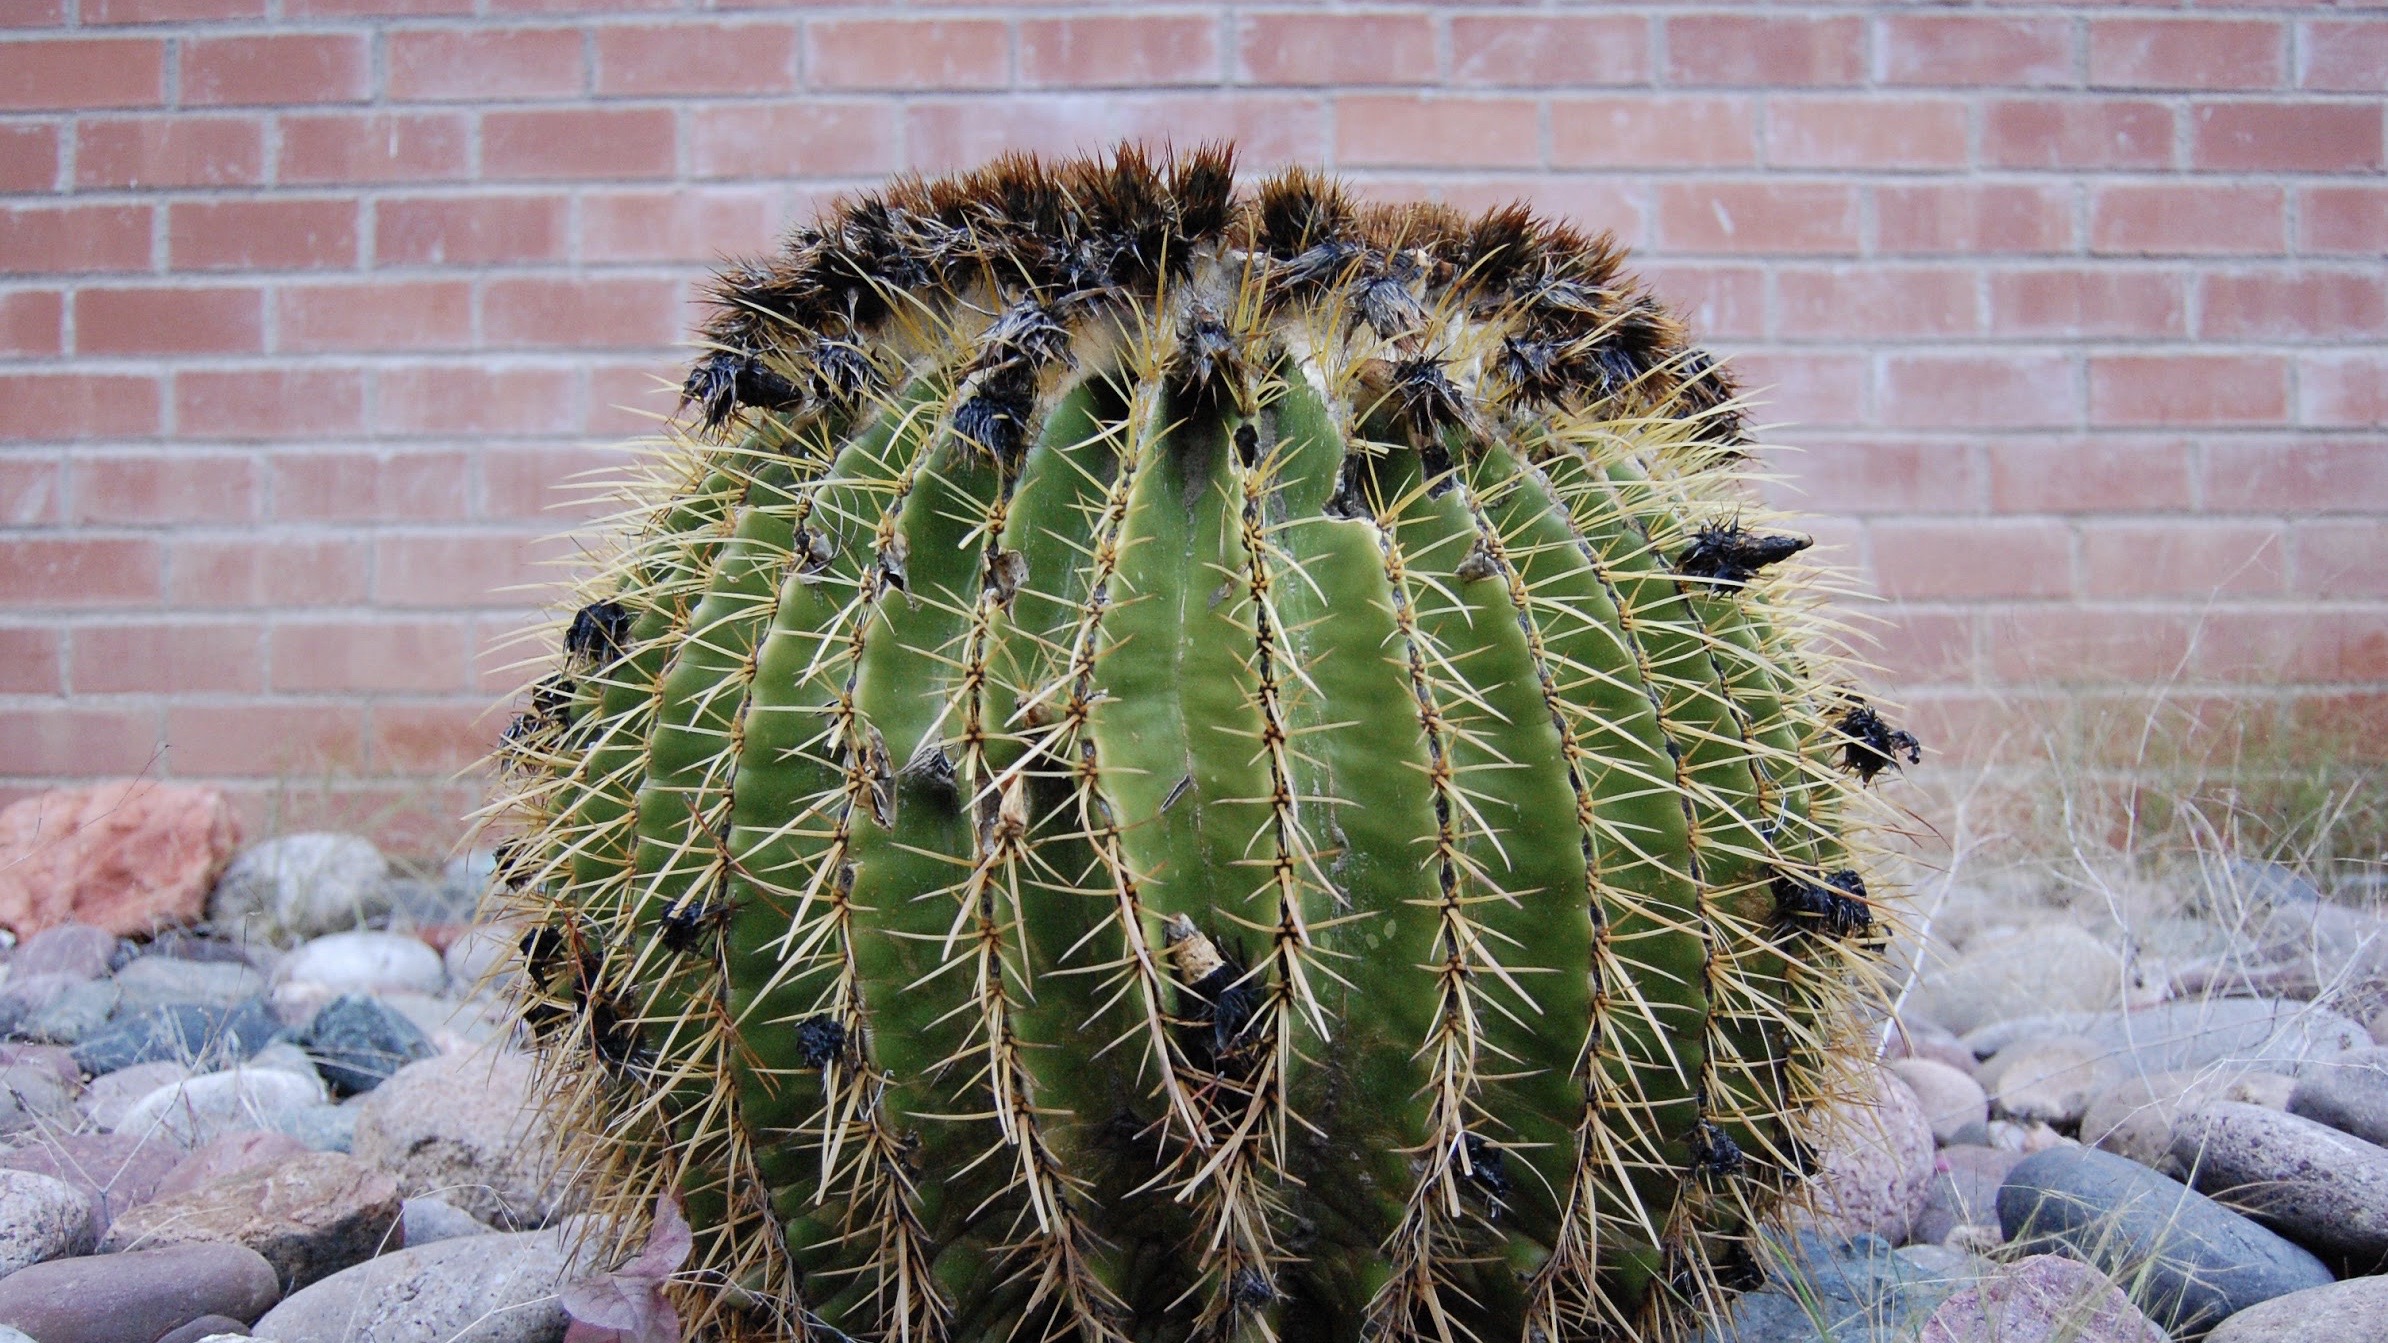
[209,832,391,942]
[74,1060,189,1130]
[0,1168,95,1276]
[1892,1058,1989,1145]
[1910,926,2130,1036]
[275,931,446,999]
[441,925,521,998]
[1986,1035,2111,1126]
[249,1224,589,1343]
[352,1049,570,1229]
[111,955,266,1013]
[111,1065,329,1148]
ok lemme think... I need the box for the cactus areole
[490,145,1907,1343]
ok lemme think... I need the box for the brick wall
[2,1,2383,840]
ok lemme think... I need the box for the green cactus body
[491,147,1902,1343]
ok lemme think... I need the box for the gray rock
[1912,926,2132,1036]
[298,996,435,1097]
[242,1042,321,1085]
[375,990,510,1053]
[1892,1058,1989,1146]
[1918,1252,2165,1343]
[113,956,268,1015]
[277,1104,357,1154]
[377,876,479,930]
[112,1067,329,1148]
[0,1131,180,1237]
[18,979,117,1044]
[441,925,519,997]
[2080,1068,2292,1170]
[0,1244,280,1341]
[400,1195,491,1246]
[0,1169,94,1275]
[0,1060,76,1142]
[1913,1145,2023,1247]
[9,925,114,982]
[2286,1045,2388,1146]
[1998,1145,2333,1335]
[274,931,445,1001]
[2170,1100,2388,1261]
[72,1003,226,1076]
[1986,1035,2110,1126]
[249,1225,582,1343]
[0,1328,31,1343]
[441,850,497,898]
[2205,1273,2388,1343]
[1963,998,2368,1078]
[350,1050,568,1229]
[1893,1241,1984,1279]
[76,1059,188,1128]
[209,834,391,943]
[1886,1017,1979,1076]
[102,1151,402,1291]
[156,1319,250,1343]
[1703,1228,1965,1343]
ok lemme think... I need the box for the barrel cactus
[486,144,1910,1343]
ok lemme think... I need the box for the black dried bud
[1688,1118,1745,1176]
[682,352,805,430]
[1461,1132,1512,1203]
[1354,274,1427,340]
[810,339,876,405]
[1387,356,1467,437]
[795,1013,849,1069]
[953,393,1028,464]
[658,886,732,955]
[1171,306,1244,407]
[1675,523,1811,587]
[529,673,574,725]
[1771,868,1872,939]
[1836,703,1921,783]
[1321,451,1371,521]
[1229,1268,1278,1309]
[565,600,633,666]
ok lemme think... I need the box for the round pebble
[113,1067,329,1148]
[2206,1274,2388,1343]
[0,1169,94,1276]
[1793,1068,1937,1245]
[1892,1058,1989,1146]
[274,932,445,1002]
[2170,1100,2388,1262]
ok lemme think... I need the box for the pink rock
[1921,1253,2165,1343]
[0,783,241,939]
[157,1131,310,1201]
[0,1131,182,1238]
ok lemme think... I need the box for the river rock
[72,1003,221,1076]
[376,990,510,1053]
[156,1319,249,1343]
[0,1169,94,1275]
[113,1067,329,1148]
[1892,1058,1989,1146]
[114,956,268,1015]
[0,783,241,939]
[0,1132,179,1236]
[298,996,434,1096]
[1885,1017,1977,1075]
[1793,1069,1936,1244]
[2206,1273,2388,1343]
[1919,1253,2164,1343]
[77,1059,186,1127]
[274,932,445,1004]
[1703,1228,1965,1343]
[9,925,114,982]
[2286,1045,2388,1146]
[1998,1145,2333,1334]
[400,1195,491,1246]
[156,1132,311,1200]
[102,1150,401,1290]
[250,1224,584,1342]
[441,925,520,998]
[0,1243,279,1341]
[1912,926,2130,1036]
[351,1050,568,1229]
[2171,1100,2388,1261]
[2079,1068,2289,1169]
[18,979,117,1045]
[208,834,390,944]
[1913,1144,2022,1246]
[1987,1035,2111,1126]
[0,1060,76,1142]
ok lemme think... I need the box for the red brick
[1766,98,1970,170]
[2302,355,2388,428]
[84,0,260,22]
[0,290,62,356]
[2,709,158,778]
[164,703,364,777]
[0,204,151,272]
[1638,263,1766,339]
[595,20,797,96]
[1449,15,1648,87]
[72,622,262,693]
[0,38,163,109]
[75,286,262,355]
[272,619,472,692]
[0,538,160,605]
[1881,352,2077,429]
[275,280,471,352]
[174,368,366,439]
[1982,99,2175,169]
[2089,355,2290,426]
[1988,269,2188,337]
[2191,611,2388,683]
[1019,15,1218,88]
[485,276,684,349]
[481,107,676,179]
[0,373,160,440]
[1665,15,1864,87]
[1339,95,1539,169]
[2206,443,2388,511]
[2192,102,2383,172]
[375,363,578,436]
[1773,440,1985,513]
[2305,20,2388,92]
[0,0,63,25]
[2082,522,2288,598]
[583,357,678,436]
[2091,184,2284,254]
[167,536,368,607]
[477,444,614,520]
[2295,520,2388,598]
[0,457,61,526]
[2301,186,2388,254]
[277,112,469,184]
[578,188,778,262]
[182,34,368,105]
[1871,611,1978,685]
[74,115,261,188]
[0,628,61,696]
[376,194,568,265]
[1657,182,1858,254]
[371,702,495,773]
[1985,608,2197,684]
[1877,185,2071,254]
[1552,96,1755,168]
[292,0,471,16]
[387,27,583,101]
[1773,266,1980,338]
[687,103,900,178]
[72,452,256,524]
[904,94,1330,179]
[374,530,552,606]
[1987,439,2195,513]
[2090,18,2285,90]
[1714,351,1867,427]
[2200,270,2388,340]
[271,449,470,522]
[168,199,356,270]
[1870,519,2075,601]
[810,18,1011,91]
[1237,13,1435,86]
[1884,16,2074,87]
[0,124,57,192]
